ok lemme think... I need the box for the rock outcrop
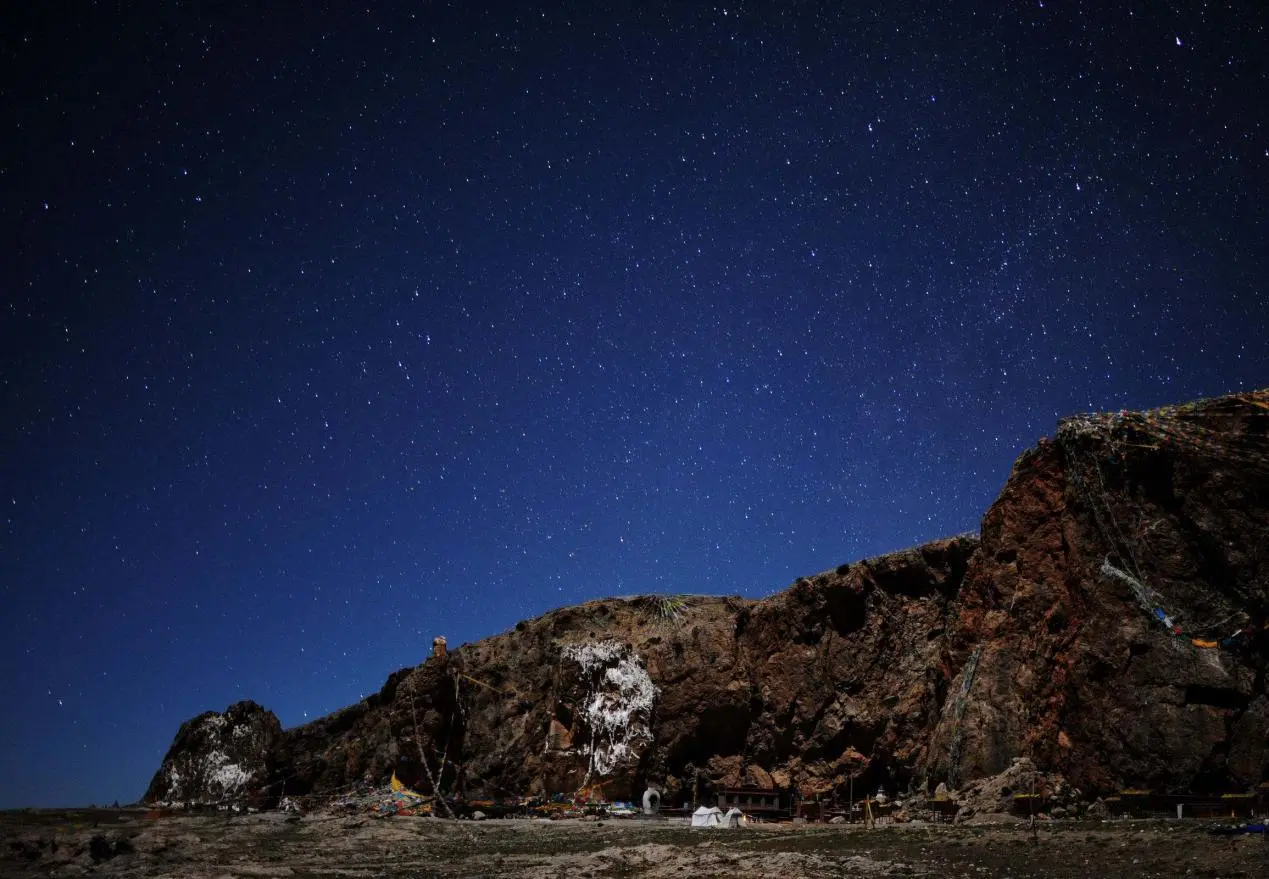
[925,393,1269,795]
[143,700,281,805]
[146,390,1269,807]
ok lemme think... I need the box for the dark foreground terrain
[3,809,1267,878]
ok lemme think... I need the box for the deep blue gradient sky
[2,2,1266,807]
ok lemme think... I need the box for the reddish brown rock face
[147,391,1269,807]
[927,393,1269,795]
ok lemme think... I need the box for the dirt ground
[3,809,1267,878]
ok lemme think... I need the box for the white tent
[721,807,745,828]
[691,805,723,827]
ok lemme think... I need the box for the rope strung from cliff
[1058,407,1261,651]
[1059,396,1269,477]
[1099,558,1165,621]
[1061,441,1147,586]
[456,672,519,699]
[1099,557,1250,650]
[1063,445,1186,642]
[1120,413,1269,474]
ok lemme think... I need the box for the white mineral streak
[562,641,658,778]
[203,749,253,795]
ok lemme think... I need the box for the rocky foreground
[147,390,1269,810]
[3,809,1268,879]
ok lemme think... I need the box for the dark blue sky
[2,1,1266,807]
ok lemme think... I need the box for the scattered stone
[3,811,1264,879]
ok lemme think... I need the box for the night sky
[2,2,1267,808]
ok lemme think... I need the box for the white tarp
[691,805,723,827]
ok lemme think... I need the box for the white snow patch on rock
[563,641,658,778]
[204,749,253,795]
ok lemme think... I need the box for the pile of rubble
[945,758,1086,822]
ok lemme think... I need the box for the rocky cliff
[146,390,1269,807]
[925,392,1269,795]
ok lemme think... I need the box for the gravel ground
[3,809,1267,878]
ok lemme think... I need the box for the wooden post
[1029,773,1038,843]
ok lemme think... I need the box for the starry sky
[2,2,1267,808]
